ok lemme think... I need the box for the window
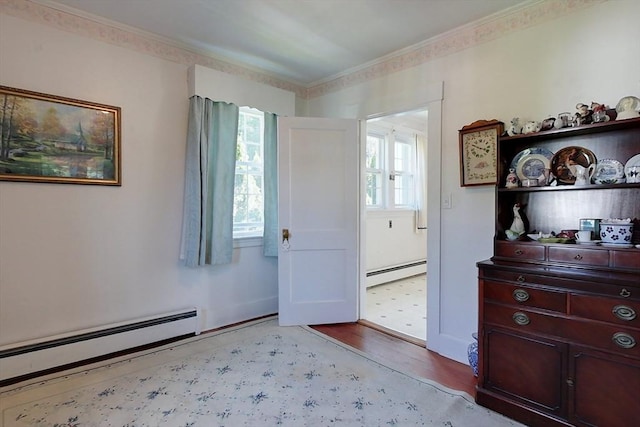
[234,107,264,238]
[365,126,416,209]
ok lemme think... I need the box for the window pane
[366,172,383,207]
[394,140,412,172]
[394,174,414,206]
[234,107,264,236]
[366,135,383,169]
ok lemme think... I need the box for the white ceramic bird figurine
[506,203,526,240]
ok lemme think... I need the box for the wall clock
[459,119,504,187]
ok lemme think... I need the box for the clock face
[462,128,497,185]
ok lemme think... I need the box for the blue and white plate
[593,159,625,184]
[510,147,554,182]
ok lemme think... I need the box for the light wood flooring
[311,322,476,397]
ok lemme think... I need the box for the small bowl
[522,179,539,187]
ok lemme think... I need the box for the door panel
[278,117,359,326]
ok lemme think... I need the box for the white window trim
[233,236,263,249]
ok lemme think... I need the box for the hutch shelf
[476,117,640,427]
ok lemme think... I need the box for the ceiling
[44,0,529,86]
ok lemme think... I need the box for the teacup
[576,230,592,242]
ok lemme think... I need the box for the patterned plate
[515,154,551,182]
[593,159,625,184]
[510,147,554,181]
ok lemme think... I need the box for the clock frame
[459,119,504,187]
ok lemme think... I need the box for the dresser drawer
[495,241,545,261]
[567,319,640,358]
[484,302,565,337]
[548,246,609,267]
[611,249,640,269]
[570,294,640,327]
[484,281,566,313]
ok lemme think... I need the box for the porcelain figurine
[615,96,640,120]
[505,168,519,188]
[591,102,610,123]
[506,117,521,136]
[505,203,526,240]
[554,112,572,129]
[574,103,593,126]
[522,121,541,134]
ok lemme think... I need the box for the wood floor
[311,322,477,397]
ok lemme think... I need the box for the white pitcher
[570,164,595,186]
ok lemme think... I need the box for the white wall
[0,13,279,347]
[306,0,640,362]
[365,211,426,286]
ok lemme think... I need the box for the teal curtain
[180,96,239,267]
[263,112,278,257]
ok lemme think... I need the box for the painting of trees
[89,111,115,160]
[0,86,120,185]
[40,107,67,141]
[0,93,36,159]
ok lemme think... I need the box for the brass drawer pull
[516,275,526,283]
[513,289,530,303]
[513,312,530,326]
[514,249,524,256]
[612,332,636,349]
[612,305,637,321]
[574,254,583,260]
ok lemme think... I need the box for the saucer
[601,242,634,248]
[577,240,600,245]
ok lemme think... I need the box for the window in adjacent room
[365,125,416,210]
[233,106,264,238]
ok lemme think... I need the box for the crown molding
[1,0,607,100]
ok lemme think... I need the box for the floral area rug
[1,317,522,426]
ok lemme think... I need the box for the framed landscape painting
[0,86,121,185]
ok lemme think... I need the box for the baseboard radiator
[0,307,201,384]
[366,260,426,287]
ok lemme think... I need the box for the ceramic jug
[570,164,595,186]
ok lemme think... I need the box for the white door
[278,117,360,326]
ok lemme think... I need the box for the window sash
[234,107,265,238]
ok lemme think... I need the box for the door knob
[282,228,290,243]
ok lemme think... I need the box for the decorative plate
[624,153,640,182]
[593,159,625,184]
[515,154,551,182]
[510,147,554,181]
[550,146,597,185]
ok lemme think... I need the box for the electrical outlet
[443,193,452,209]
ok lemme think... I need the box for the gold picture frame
[459,119,503,187]
[0,85,121,186]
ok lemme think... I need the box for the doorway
[361,109,428,342]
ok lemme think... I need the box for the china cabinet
[476,117,640,427]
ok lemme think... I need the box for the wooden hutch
[476,117,640,426]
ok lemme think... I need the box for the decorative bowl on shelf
[600,220,634,244]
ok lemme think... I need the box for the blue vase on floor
[467,333,479,377]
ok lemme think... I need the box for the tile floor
[364,274,426,341]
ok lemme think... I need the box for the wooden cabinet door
[483,327,568,418]
[569,347,640,427]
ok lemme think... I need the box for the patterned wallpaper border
[1,0,606,99]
